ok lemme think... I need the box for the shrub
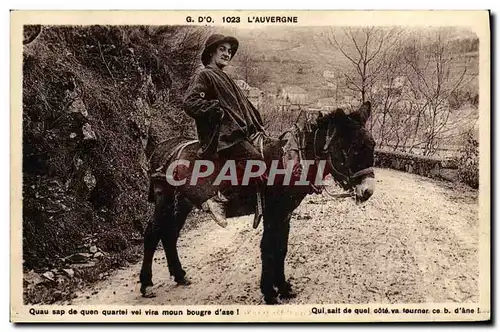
[457,132,479,189]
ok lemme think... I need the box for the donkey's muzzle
[355,176,375,203]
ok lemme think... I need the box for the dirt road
[67,168,479,305]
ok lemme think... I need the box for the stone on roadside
[62,269,75,278]
[65,252,92,264]
[42,271,55,282]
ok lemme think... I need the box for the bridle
[284,115,372,190]
[280,112,374,191]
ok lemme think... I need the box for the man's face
[209,42,232,69]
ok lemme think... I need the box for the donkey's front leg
[260,218,279,304]
[260,202,289,304]
[273,214,297,300]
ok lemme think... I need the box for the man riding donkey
[182,34,304,228]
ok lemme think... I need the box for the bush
[457,132,479,189]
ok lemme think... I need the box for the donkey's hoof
[278,283,298,299]
[279,290,298,300]
[141,286,156,298]
[264,296,279,305]
[175,276,192,286]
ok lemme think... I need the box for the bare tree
[326,27,402,103]
[402,28,473,156]
[236,44,254,83]
[233,44,268,87]
[369,41,409,149]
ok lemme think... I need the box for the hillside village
[221,26,478,109]
[234,65,476,115]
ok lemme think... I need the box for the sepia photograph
[10,10,490,322]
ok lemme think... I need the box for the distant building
[236,80,263,108]
[279,85,309,110]
[375,75,406,94]
[248,87,263,107]
[313,97,337,111]
[235,79,251,92]
[338,95,362,110]
[323,70,336,79]
[327,82,337,89]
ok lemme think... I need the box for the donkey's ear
[316,110,328,126]
[332,108,350,129]
[351,101,371,126]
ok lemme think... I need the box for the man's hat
[201,34,239,66]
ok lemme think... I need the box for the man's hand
[213,107,224,120]
[209,100,224,120]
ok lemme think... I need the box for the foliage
[457,131,479,189]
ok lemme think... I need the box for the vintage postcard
[10,10,490,323]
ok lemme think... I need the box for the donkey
[139,101,376,304]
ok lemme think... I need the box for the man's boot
[202,191,229,228]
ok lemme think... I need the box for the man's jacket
[183,64,265,156]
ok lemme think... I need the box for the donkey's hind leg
[139,191,173,298]
[160,193,193,285]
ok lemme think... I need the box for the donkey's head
[315,101,376,203]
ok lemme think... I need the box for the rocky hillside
[22,25,208,303]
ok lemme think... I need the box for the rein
[313,127,351,185]
[312,127,355,198]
